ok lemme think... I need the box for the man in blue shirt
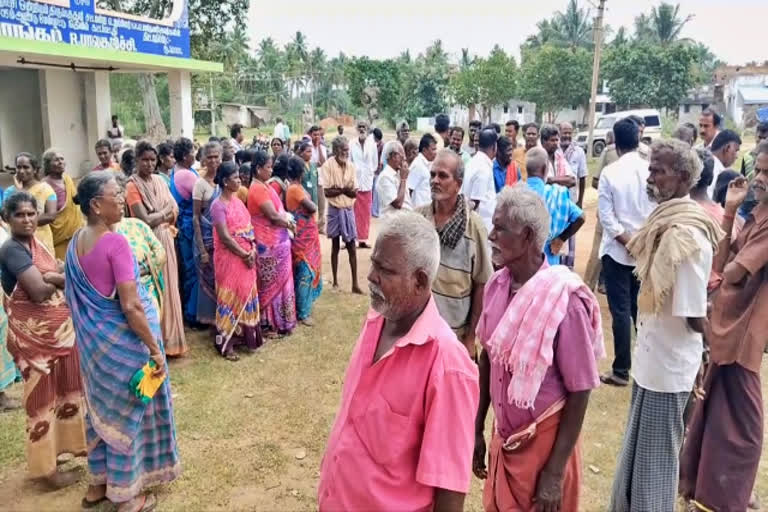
[525,147,585,265]
[492,136,522,192]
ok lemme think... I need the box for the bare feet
[351,285,364,295]
[82,484,107,508]
[332,282,339,290]
[300,317,315,327]
[43,468,81,490]
[0,392,21,412]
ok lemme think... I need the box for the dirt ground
[0,192,766,512]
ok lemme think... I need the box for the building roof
[740,86,768,105]
[0,36,222,73]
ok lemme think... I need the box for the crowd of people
[0,108,765,512]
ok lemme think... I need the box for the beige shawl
[627,197,724,314]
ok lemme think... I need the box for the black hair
[490,123,501,134]
[497,136,512,155]
[523,122,539,133]
[2,190,38,222]
[95,138,112,151]
[372,128,383,142]
[450,126,465,137]
[626,115,645,127]
[505,120,520,131]
[230,123,243,139]
[298,141,312,155]
[135,140,157,159]
[757,122,768,135]
[469,120,482,129]
[701,108,722,128]
[111,115,118,121]
[251,150,271,172]
[435,113,450,133]
[286,156,306,181]
[293,140,302,153]
[308,125,321,134]
[613,118,640,152]
[271,153,291,180]
[711,129,742,152]
[239,163,252,185]
[173,137,195,162]
[208,136,221,143]
[120,149,135,176]
[539,124,559,143]
[419,133,437,153]
[693,149,715,192]
[270,137,284,147]
[478,128,498,151]
[235,149,251,166]
[157,142,173,159]
[214,161,239,186]
[15,152,39,170]
[713,169,741,207]
[76,171,115,216]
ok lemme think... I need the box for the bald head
[525,147,548,178]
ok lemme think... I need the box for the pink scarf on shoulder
[486,265,604,409]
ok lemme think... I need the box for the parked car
[575,109,662,157]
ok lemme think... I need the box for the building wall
[725,74,768,129]
[39,70,92,176]
[678,104,707,126]
[0,69,44,171]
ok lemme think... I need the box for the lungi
[354,190,372,241]
[679,363,762,512]
[484,407,581,512]
[610,383,689,512]
[327,205,357,244]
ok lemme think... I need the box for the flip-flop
[119,494,157,512]
[600,372,629,387]
[81,496,107,509]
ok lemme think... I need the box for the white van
[575,109,662,157]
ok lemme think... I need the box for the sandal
[224,352,240,362]
[600,372,629,387]
[118,493,157,512]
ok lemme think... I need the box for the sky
[248,0,765,66]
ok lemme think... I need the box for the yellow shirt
[319,158,358,209]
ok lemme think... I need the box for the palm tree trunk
[469,104,476,121]
[138,73,167,142]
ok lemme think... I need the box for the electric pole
[586,0,606,158]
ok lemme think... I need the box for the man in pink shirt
[319,211,479,512]
[473,185,603,512]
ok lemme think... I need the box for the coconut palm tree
[649,2,693,45]
[552,0,593,50]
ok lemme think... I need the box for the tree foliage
[450,46,518,122]
[519,45,592,121]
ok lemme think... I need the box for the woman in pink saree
[247,151,297,337]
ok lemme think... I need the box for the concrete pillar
[84,71,112,160]
[168,70,194,138]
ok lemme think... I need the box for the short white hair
[383,141,404,162]
[495,184,550,250]
[376,211,441,284]
[525,147,548,175]
[651,138,703,189]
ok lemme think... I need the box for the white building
[0,0,221,177]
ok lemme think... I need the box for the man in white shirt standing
[462,128,497,234]
[309,125,328,234]
[597,118,656,387]
[350,120,379,248]
[376,142,412,216]
[708,129,742,198]
[610,138,720,512]
[408,133,437,208]
[560,121,589,268]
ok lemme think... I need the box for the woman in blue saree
[192,141,222,325]
[65,172,180,511]
[170,137,199,323]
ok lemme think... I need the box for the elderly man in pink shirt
[473,185,603,512]
[318,211,479,512]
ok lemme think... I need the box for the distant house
[554,93,616,128]
[418,100,536,132]
[716,64,768,129]
[678,86,715,125]
[220,103,271,129]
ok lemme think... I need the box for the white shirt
[598,151,656,266]
[561,145,588,203]
[462,151,496,233]
[273,122,285,140]
[407,153,432,208]
[350,135,378,192]
[708,154,725,199]
[376,165,412,216]
[633,223,712,393]
[232,139,243,152]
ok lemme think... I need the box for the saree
[0,227,16,391]
[301,162,319,204]
[354,190,372,241]
[170,166,199,323]
[127,174,187,356]
[286,184,322,321]
[248,181,297,333]
[46,174,84,259]
[64,232,181,503]
[4,236,86,478]
[116,218,166,315]
[193,184,221,325]
[213,197,262,356]
[4,182,56,253]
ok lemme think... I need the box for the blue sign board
[0,0,190,58]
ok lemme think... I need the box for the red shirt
[318,297,479,511]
